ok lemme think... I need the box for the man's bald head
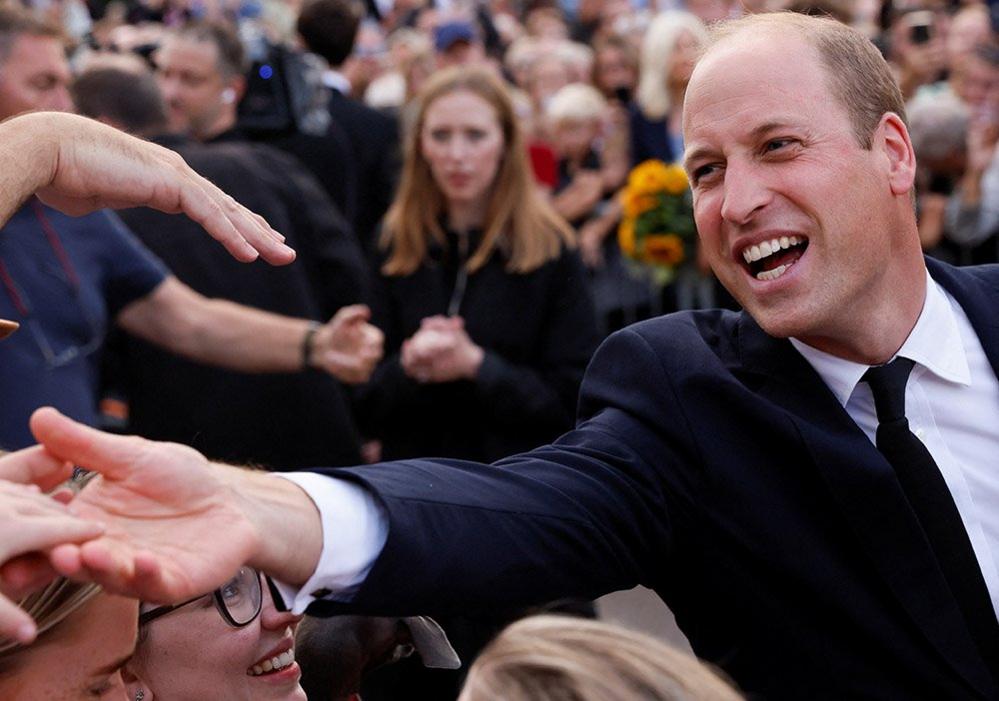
[695,12,905,149]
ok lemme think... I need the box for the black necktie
[863,357,999,675]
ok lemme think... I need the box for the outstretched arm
[26,408,326,604]
[0,112,295,265]
[116,278,384,382]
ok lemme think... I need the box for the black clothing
[358,228,599,463]
[357,227,599,700]
[112,135,368,469]
[315,258,999,701]
[327,91,400,252]
[266,122,359,230]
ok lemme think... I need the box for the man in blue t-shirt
[0,7,383,448]
[0,203,167,448]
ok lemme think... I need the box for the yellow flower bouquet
[618,159,696,285]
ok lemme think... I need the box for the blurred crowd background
[21,0,999,328]
[1,0,998,696]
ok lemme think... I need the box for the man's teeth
[756,264,790,281]
[742,235,803,264]
[248,650,295,676]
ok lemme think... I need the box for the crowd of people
[1,0,999,698]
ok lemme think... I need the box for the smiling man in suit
[12,11,999,700]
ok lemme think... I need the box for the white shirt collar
[322,69,351,95]
[790,269,971,406]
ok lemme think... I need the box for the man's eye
[691,164,720,184]
[764,138,795,153]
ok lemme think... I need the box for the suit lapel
[735,311,995,697]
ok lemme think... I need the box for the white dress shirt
[792,269,999,616]
[274,269,999,615]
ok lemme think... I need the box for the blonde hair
[381,66,574,276]
[0,579,102,661]
[636,11,707,121]
[556,41,595,82]
[459,616,743,701]
[546,83,607,124]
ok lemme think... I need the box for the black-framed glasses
[139,566,263,628]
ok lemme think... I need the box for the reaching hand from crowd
[0,449,100,643]
[311,305,385,384]
[23,408,323,605]
[2,112,296,266]
[401,315,485,384]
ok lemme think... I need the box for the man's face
[683,34,911,348]
[154,36,232,140]
[0,34,72,119]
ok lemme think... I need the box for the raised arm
[0,112,295,265]
[24,407,326,603]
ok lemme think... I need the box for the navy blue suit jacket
[314,258,999,699]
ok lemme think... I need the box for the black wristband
[301,321,321,370]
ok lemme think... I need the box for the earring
[135,690,145,701]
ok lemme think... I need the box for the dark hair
[71,68,169,135]
[170,21,247,77]
[0,5,64,66]
[297,0,364,68]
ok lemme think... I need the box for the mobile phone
[907,11,933,45]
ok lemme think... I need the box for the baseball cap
[434,21,477,53]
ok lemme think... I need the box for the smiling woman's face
[0,593,138,701]
[128,580,306,701]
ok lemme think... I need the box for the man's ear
[876,112,917,197]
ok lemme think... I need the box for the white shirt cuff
[269,471,388,614]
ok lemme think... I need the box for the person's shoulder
[329,93,397,131]
[952,262,999,284]
[929,256,999,290]
[616,308,742,356]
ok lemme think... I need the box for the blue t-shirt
[0,201,167,449]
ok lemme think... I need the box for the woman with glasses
[124,566,307,701]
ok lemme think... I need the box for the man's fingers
[0,445,74,491]
[8,516,105,557]
[330,304,372,328]
[322,351,371,384]
[0,554,59,599]
[175,174,295,266]
[0,593,38,645]
[29,408,146,481]
[49,543,84,578]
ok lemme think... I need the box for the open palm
[31,408,261,604]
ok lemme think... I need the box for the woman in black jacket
[359,66,599,464]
